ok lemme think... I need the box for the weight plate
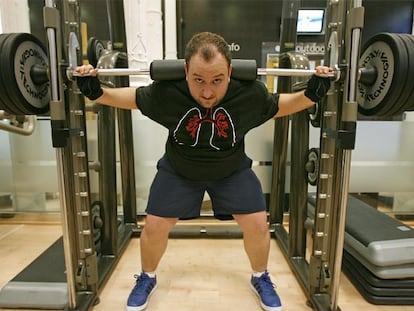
[0,33,12,113]
[0,33,27,115]
[0,33,50,115]
[279,51,310,90]
[0,33,24,115]
[305,148,320,186]
[308,101,322,128]
[87,37,105,67]
[397,34,414,112]
[357,33,408,116]
[0,33,25,115]
[381,34,411,116]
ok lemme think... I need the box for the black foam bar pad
[231,59,257,81]
[150,59,185,80]
[150,59,257,81]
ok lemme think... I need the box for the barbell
[0,32,413,116]
[69,65,337,79]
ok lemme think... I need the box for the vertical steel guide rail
[330,0,364,309]
[44,0,77,308]
[308,0,344,309]
[64,0,98,294]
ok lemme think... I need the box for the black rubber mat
[12,237,66,283]
[343,250,414,289]
[342,251,414,305]
[342,267,414,304]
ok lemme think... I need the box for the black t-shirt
[136,79,279,180]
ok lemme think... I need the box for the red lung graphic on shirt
[173,107,236,150]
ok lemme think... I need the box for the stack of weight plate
[0,32,50,115]
[342,195,414,305]
[357,32,414,117]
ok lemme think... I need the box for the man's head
[184,32,232,108]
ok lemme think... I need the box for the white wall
[0,0,30,33]
[122,0,168,212]
[123,0,163,86]
[163,0,178,59]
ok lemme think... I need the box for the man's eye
[213,79,222,85]
[195,78,204,84]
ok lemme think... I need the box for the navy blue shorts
[146,156,266,219]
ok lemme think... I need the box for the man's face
[185,53,232,109]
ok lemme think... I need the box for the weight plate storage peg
[0,33,50,115]
[357,33,410,116]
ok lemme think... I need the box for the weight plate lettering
[14,41,50,108]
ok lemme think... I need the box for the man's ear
[228,64,233,82]
[184,62,188,81]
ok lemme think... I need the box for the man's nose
[202,87,213,98]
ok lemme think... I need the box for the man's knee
[144,214,178,235]
[234,211,269,234]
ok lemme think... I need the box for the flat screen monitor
[297,9,325,35]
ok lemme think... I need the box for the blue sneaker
[126,272,157,311]
[250,271,282,311]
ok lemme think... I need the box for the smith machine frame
[45,0,137,309]
[0,0,364,310]
[269,1,364,311]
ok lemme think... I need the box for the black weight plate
[357,33,409,116]
[1,33,28,115]
[0,34,16,114]
[87,37,97,65]
[0,33,47,114]
[0,33,26,115]
[383,34,412,116]
[1,33,50,115]
[404,35,414,110]
[305,148,320,186]
[397,34,414,111]
[0,33,10,113]
[14,33,50,114]
[361,33,409,116]
[308,101,322,128]
[87,37,105,67]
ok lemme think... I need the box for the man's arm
[96,87,138,110]
[75,65,138,110]
[276,91,314,118]
[274,66,332,118]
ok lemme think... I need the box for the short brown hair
[184,32,232,67]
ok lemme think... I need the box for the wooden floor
[0,214,413,311]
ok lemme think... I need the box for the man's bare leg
[233,211,270,271]
[140,214,178,272]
